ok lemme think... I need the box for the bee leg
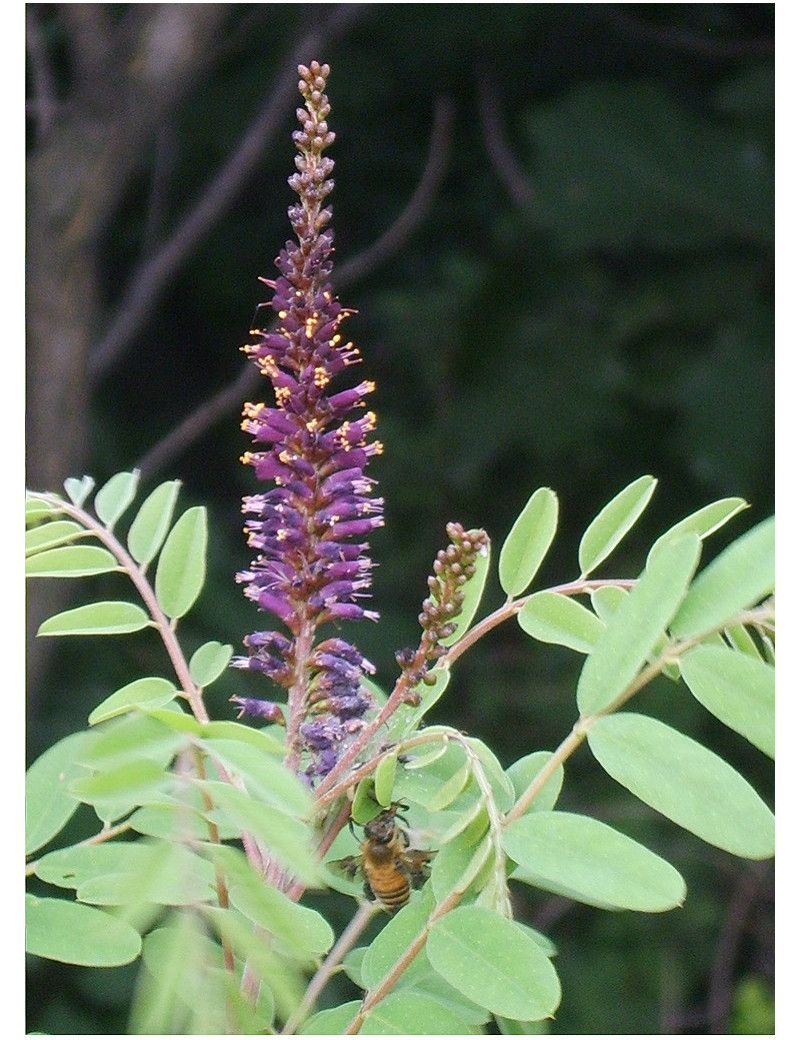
[363,880,376,902]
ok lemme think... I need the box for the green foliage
[26,472,774,1033]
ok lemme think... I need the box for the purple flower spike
[234,62,382,782]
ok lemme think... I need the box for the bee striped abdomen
[363,844,412,913]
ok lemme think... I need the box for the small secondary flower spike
[232,62,384,783]
[395,523,490,694]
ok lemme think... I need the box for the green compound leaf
[88,676,178,725]
[587,712,774,859]
[504,811,686,911]
[37,600,150,636]
[189,641,233,687]
[679,644,774,758]
[498,487,558,597]
[93,470,140,529]
[25,519,85,554]
[518,591,604,654]
[154,505,208,619]
[578,475,657,577]
[25,544,118,578]
[25,893,142,966]
[25,731,90,856]
[427,906,561,1021]
[576,533,701,716]
[127,480,182,569]
[670,515,774,639]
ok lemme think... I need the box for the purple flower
[234,62,381,781]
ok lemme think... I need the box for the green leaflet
[577,533,701,715]
[427,906,561,1021]
[25,519,85,553]
[64,475,95,507]
[498,487,558,597]
[189,641,233,687]
[430,830,491,903]
[25,494,62,522]
[679,644,774,758]
[504,810,686,911]
[37,600,150,636]
[198,735,312,817]
[199,780,318,884]
[25,544,118,578]
[228,881,334,958]
[79,710,186,769]
[127,480,182,568]
[69,757,173,821]
[154,505,208,619]
[578,475,657,577]
[587,712,774,859]
[25,894,141,967]
[518,591,604,654]
[94,470,140,528]
[88,677,178,725]
[25,731,89,855]
[299,1002,362,1035]
[374,748,399,806]
[35,839,216,907]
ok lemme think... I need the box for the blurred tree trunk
[26,4,230,700]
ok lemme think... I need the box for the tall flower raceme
[231,62,384,784]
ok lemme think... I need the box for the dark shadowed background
[26,4,774,1033]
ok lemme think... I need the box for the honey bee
[330,804,434,914]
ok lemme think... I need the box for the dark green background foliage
[26,4,774,1034]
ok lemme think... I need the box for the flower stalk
[233,62,383,783]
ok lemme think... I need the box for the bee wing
[327,855,364,882]
[328,855,362,877]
